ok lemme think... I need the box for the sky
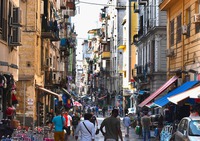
[72,0,108,60]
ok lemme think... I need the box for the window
[178,119,186,134]
[170,20,174,46]
[0,0,2,33]
[195,0,200,33]
[176,14,182,43]
[186,7,191,38]
[0,0,8,41]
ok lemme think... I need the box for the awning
[62,88,72,97]
[138,75,178,107]
[168,85,200,104]
[138,90,149,95]
[98,95,107,100]
[153,81,199,107]
[38,87,62,101]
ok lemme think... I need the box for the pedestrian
[72,112,81,136]
[123,114,131,137]
[102,107,106,117]
[63,111,72,141]
[157,113,164,139]
[50,110,65,141]
[90,112,98,127]
[189,107,199,117]
[95,105,99,117]
[141,111,151,141]
[46,109,55,125]
[75,113,95,141]
[100,108,123,141]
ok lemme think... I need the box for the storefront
[138,75,178,108]
[0,73,17,120]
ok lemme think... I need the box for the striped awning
[138,75,178,107]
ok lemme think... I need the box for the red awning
[138,75,178,107]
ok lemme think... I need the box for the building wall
[135,1,167,97]
[17,0,43,121]
[161,0,200,81]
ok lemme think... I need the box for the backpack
[72,116,79,125]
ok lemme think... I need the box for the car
[171,116,200,141]
[128,108,135,114]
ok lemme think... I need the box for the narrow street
[67,116,157,141]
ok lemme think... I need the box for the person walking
[50,110,66,141]
[72,112,80,136]
[141,111,151,141]
[90,112,98,127]
[123,114,131,137]
[95,105,99,117]
[75,113,95,141]
[46,109,55,125]
[63,111,72,141]
[100,108,123,141]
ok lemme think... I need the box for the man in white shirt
[75,113,95,141]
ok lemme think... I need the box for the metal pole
[23,82,26,127]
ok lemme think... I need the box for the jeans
[142,128,150,141]
[125,126,129,135]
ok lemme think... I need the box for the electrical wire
[77,1,160,7]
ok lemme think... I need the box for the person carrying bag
[51,110,65,141]
[75,113,95,141]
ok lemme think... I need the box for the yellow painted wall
[163,0,200,79]
[131,2,137,81]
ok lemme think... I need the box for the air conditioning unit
[194,13,200,23]
[182,25,188,35]
[166,48,175,57]
[10,27,21,44]
[12,7,22,25]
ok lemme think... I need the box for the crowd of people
[48,108,125,141]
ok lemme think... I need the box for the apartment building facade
[0,0,77,126]
[134,0,168,110]
[0,0,21,120]
[160,0,200,82]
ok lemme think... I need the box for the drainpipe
[182,0,185,79]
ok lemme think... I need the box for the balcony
[45,71,62,86]
[134,3,139,13]
[138,0,148,5]
[41,19,60,41]
[102,52,110,59]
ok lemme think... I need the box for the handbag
[95,128,100,135]
[61,116,68,131]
